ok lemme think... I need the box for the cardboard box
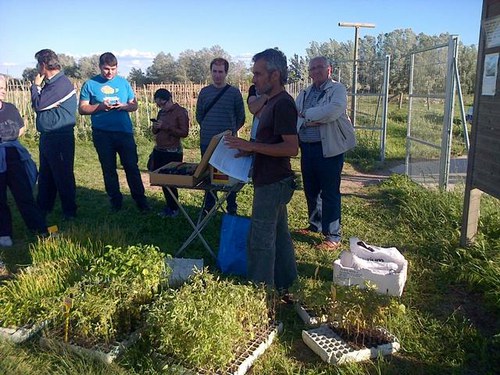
[149,130,230,187]
[210,166,240,186]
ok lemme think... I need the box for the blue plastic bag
[217,214,251,277]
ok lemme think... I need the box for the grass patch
[0,107,498,373]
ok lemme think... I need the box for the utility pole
[338,22,375,126]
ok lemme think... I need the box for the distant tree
[78,55,100,80]
[177,45,232,83]
[22,67,38,82]
[227,60,250,84]
[146,52,179,83]
[458,43,478,95]
[58,53,80,78]
[377,28,418,95]
[288,54,308,83]
[128,67,149,86]
[305,39,353,87]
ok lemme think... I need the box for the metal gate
[405,35,469,189]
[333,56,391,162]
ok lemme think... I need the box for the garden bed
[302,323,399,364]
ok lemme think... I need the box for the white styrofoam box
[302,324,399,364]
[349,237,406,269]
[332,238,408,297]
[333,258,408,296]
[166,258,203,287]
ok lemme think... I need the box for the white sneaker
[0,236,13,247]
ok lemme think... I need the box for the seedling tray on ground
[40,329,142,364]
[0,321,48,344]
[294,303,328,326]
[302,324,399,364]
[159,322,283,374]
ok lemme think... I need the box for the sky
[0,0,482,79]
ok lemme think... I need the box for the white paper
[482,53,499,96]
[209,136,252,183]
[484,16,500,48]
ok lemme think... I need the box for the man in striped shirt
[196,58,245,215]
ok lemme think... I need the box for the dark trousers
[150,149,183,210]
[248,176,297,290]
[92,129,147,209]
[0,147,47,236]
[300,142,344,242]
[200,143,237,213]
[37,132,77,217]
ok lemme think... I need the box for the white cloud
[113,49,156,59]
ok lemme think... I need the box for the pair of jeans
[0,147,47,236]
[247,176,297,290]
[150,149,182,210]
[37,132,77,217]
[200,143,237,214]
[92,129,147,209]
[300,142,344,242]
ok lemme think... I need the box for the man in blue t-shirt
[79,52,149,212]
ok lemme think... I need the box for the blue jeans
[92,129,147,208]
[300,142,344,242]
[200,143,237,214]
[37,132,77,217]
[248,176,297,290]
[0,147,47,236]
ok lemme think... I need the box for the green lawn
[1,113,498,374]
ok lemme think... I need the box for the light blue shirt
[80,75,136,133]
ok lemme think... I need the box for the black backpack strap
[200,84,230,123]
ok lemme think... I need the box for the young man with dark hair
[196,57,245,215]
[79,52,149,212]
[31,49,78,220]
[225,48,299,291]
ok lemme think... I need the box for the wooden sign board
[461,0,500,245]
